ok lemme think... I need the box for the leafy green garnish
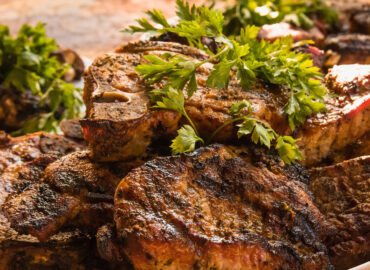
[228,99,252,116]
[171,125,204,155]
[134,17,326,130]
[222,0,338,35]
[0,23,83,135]
[209,100,302,164]
[150,86,205,155]
[126,0,323,163]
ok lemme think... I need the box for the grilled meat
[0,89,47,132]
[108,144,332,270]
[60,119,85,139]
[51,48,85,82]
[257,22,325,46]
[96,223,134,270]
[0,131,84,174]
[297,64,370,166]
[0,230,108,270]
[0,136,103,269]
[81,41,370,166]
[3,150,150,242]
[324,34,370,67]
[350,11,370,34]
[324,132,370,165]
[308,156,370,269]
[4,151,117,242]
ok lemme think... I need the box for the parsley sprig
[126,1,327,130]
[222,0,338,36]
[124,0,327,163]
[0,23,83,135]
[210,100,302,164]
[150,86,204,154]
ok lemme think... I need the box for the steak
[0,131,85,173]
[0,153,105,269]
[60,119,85,139]
[350,11,370,34]
[324,34,370,67]
[108,144,333,270]
[257,22,325,46]
[308,156,370,269]
[324,132,370,165]
[296,64,370,166]
[81,40,370,166]
[0,229,108,270]
[3,150,150,242]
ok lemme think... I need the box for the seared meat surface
[0,133,105,270]
[110,144,332,270]
[324,132,370,164]
[324,34,370,67]
[257,22,325,46]
[297,64,370,166]
[350,11,370,34]
[0,90,46,132]
[60,119,85,139]
[309,156,370,269]
[3,150,151,242]
[81,41,370,167]
[0,229,107,270]
[0,131,84,173]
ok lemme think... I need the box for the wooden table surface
[0,0,197,58]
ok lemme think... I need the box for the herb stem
[207,116,245,144]
[183,110,200,137]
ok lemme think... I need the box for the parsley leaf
[136,53,199,98]
[171,125,204,155]
[222,0,338,36]
[237,117,302,164]
[276,136,303,165]
[228,100,252,116]
[0,23,83,135]
[127,1,318,163]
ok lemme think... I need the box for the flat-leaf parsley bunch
[0,23,83,135]
[124,0,327,164]
[222,0,338,35]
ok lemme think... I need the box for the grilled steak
[0,131,85,173]
[0,229,107,270]
[81,41,370,166]
[108,144,332,270]
[2,150,151,242]
[257,22,325,46]
[60,119,85,139]
[0,143,103,269]
[324,132,370,165]
[324,34,370,67]
[350,11,370,34]
[308,156,370,269]
[297,64,370,166]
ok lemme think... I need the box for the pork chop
[308,156,370,269]
[0,131,85,173]
[0,155,106,270]
[110,144,332,269]
[81,41,370,167]
[2,150,151,242]
[324,34,370,67]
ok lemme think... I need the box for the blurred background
[0,0,200,58]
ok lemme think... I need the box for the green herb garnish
[0,23,83,135]
[124,0,326,163]
[222,0,338,36]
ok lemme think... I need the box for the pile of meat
[1,2,370,269]
[0,38,368,270]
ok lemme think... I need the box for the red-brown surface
[0,0,197,58]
